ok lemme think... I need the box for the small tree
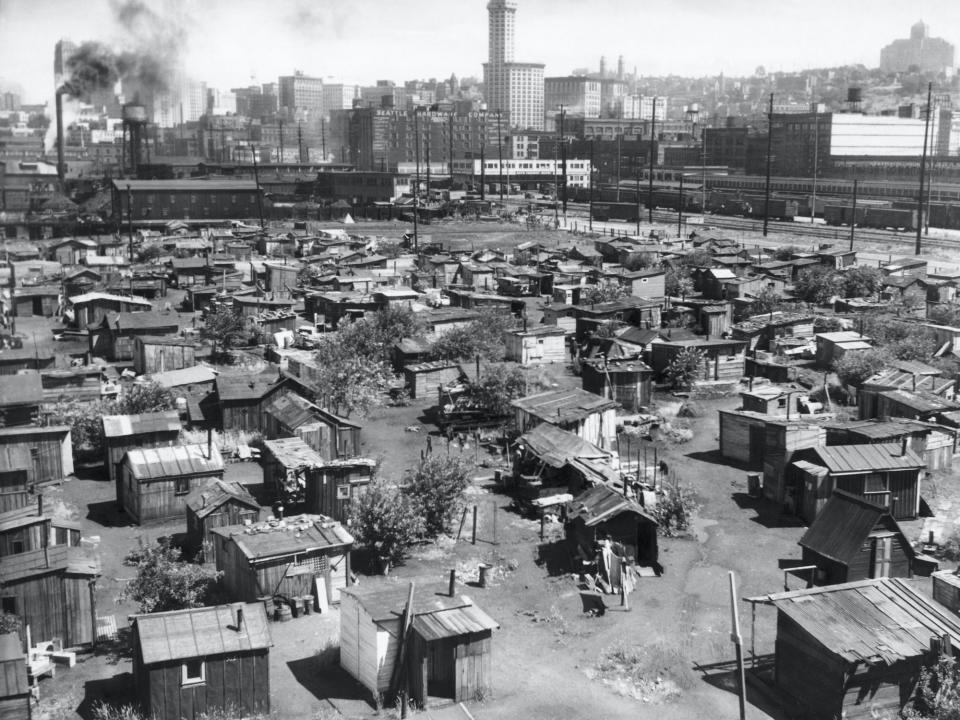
[903,654,960,720]
[404,455,472,538]
[312,337,393,417]
[200,306,247,361]
[431,310,515,362]
[119,538,221,613]
[840,265,881,299]
[794,266,841,305]
[465,364,526,416]
[115,381,176,415]
[665,347,705,391]
[582,283,628,305]
[350,481,425,571]
[833,348,890,388]
[665,268,694,298]
[750,286,785,315]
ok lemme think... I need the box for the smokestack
[900,437,908,457]
[448,569,456,597]
[55,90,66,183]
[235,605,244,633]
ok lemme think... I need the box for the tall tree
[200,306,247,361]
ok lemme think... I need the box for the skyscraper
[483,0,544,131]
[880,21,955,74]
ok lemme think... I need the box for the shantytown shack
[340,581,499,708]
[131,602,271,720]
[102,411,182,511]
[512,388,619,450]
[0,632,30,720]
[185,480,262,560]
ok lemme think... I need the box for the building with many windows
[279,72,324,118]
[483,0,545,130]
[544,77,601,117]
[451,157,591,188]
[880,21,955,74]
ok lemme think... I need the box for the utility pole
[635,154,641,236]
[560,106,567,217]
[553,133,560,227]
[810,101,819,222]
[616,133,622,201]
[278,120,284,164]
[321,117,326,160]
[647,97,656,224]
[250,146,265,230]
[425,113,431,201]
[496,109,504,204]
[297,121,304,163]
[762,92,774,237]
[916,81,933,255]
[849,178,858,251]
[588,139,595,232]
[127,184,134,264]
[677,174,684,237]
[448,112,454,179]
[413,109,421,252]
[480,109,486,201]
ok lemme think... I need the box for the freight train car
[741,196,798,221]
[591,202,644,222]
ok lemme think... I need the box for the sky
[1,0,960,104]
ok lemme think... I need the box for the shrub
[664,347,705,391]
[350,481,425,570]
[119,537,222,613]
[404,455,472,538]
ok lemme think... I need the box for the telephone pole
[647,97,656,224]
[278,120,284,164]
[916,82,932,256]
[762,92,774,237]
[297,121,304,163]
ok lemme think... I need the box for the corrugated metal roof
[134,603,271,665]
[412,603,500,642]
[217,373,285,402]
[213,514,353,560]
[263,437,326,468]
[125,444,224,481]
[512,388,619,424]
[802,443,924,473]
[263,393,321,431]
[149,366,217,389]
[878,389,960,415]
[748,578,960,665]
[95,311,179,331]
[186,480,260,519]
[567,484,657,527]
[102,410,181,438]
[799,490,913,566]
[517,423,611,469]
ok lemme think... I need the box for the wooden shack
[0,545,100,649]
[120,444,224,525]
[262,393,362,460]
[0,496,80,558]
[875,389,960,423]
[0,372,42,427]
[513,424,615,496]
[102,411,182,511]
[746,578,960,720]
[718,410,825,478]
[932,569,960,613]
[649,338,747,383]
[814,331,872,368]
[0,632,30,720]
[131,603,271,720]
[787,443,925,522]
[0,426,74,508]
[215,374,288,433]
[512,388,619,450]
[68,292,152,329]
[185,480,262,559]
[212,514,354,606]
[580,358,653,412]
[833,418,957,472]
[798,490,914,585]
[88,312,181,362]
[132,335,200,375]
[10,285,61,318]
[403,361,461,400]
[565,484,659,569]
[503,326,566,365]
[858,368,955,421]
[339,581,499,707]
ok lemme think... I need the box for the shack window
[864,474,887,493]
[175,476,190,496]
[181,659,205,686]
[336,485,350,500]
[1,596,16,614]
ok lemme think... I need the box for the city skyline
[1,0,960,104]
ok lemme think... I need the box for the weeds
[590,642,697,704]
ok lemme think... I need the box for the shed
[0,426,74,509]
[858,368,955,420]
[68,292,152,328]
[102,410,181,511]
[120,443,224,525]
[649,338,748,383]
[211,514,353,606]
[512,388,619,450]
[131,603,271,720]
[512,423,615,496]
[215,374,288,433]
[264,394,361,461]
[932,569,960,614]
[798,490,915,585]
[815,331,872,368]
[0,496,81,558]
[403,361,461,400]
[787,443,925,522]
[339,581,499,707]
[132,335,200,375]
[746,578,960,720]
[565,484,659,568]
[0,372,42,427]
[876,389,960,423]
[503,326,566,365]
[185,480,262,560]
[0,545,100,650]
[88,312,181,362]
[837,418,957,472]
[0,632,30,720]
[580,358,653,412]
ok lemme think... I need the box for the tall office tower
[53,39,77,90]
[278,72,324,120]
[482,0,544,130]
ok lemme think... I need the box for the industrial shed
[798,490,915,585]
[120,444,224,525]
[746,578,960,720]
[211,514,354,606]
[503,326,566,365]
[185,480,262,560]
[0,545,100,650]
[0,632,30,720]
[132,335,200,375]
[580,358,653,412]
[339,581,499,707]
[403,361,461,400]
[787,443,925,522]
[102,411,182,511]
[512,388,619,450]
[131,603,271,720]
[565,484,659,569]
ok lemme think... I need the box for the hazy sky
[1,0,959,103]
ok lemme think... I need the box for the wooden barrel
[275,604,292,622]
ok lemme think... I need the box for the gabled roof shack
[212,514,353,562]
[124,444,224,480]
[133,602,270,665]
[185,480,259,520]
[102,410,181,438]
[801,443,924,474]
[567,484,658,527]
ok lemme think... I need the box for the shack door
[426,638,455,700]
[749,425,765,465]
[871,534,893,578]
